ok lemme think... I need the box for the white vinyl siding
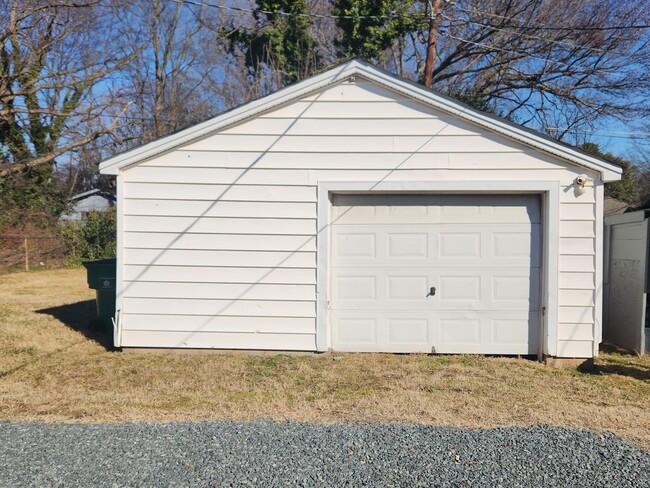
[119,79,599,356]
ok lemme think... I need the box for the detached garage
[99,60,621,359]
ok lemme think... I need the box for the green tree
[580,142,639,204]
[223,0,321,88]
[333,0,422,65]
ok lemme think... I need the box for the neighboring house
[604,196,632,217]
[99,60,621,359]
[604,210,650,355]
[60,189,116,222]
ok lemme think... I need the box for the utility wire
[173,0,650,31]
[171,0,412,20]
[453,4,650,31]
[441,14,609,54]
[7,105,650,140]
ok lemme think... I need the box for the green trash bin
[82,258,116,331]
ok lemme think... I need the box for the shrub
[58,208,116,265]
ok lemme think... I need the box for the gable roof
[99,59,622,181]
[70,188,116,202]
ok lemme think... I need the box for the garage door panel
[332,311,539,354]
[438,275,481,301]
[386,275,429,301]
[333,232,377,259]
[332,311,432,352]
[332,268,539,311]
[332,224,539,268]
[333,275,377,301]
[330,194,541,354]
[434,312,539,354]
[387,232,429,259]
[438,232,481,258]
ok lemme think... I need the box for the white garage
[99,60,621,359]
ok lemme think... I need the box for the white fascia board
[100,58,622,181]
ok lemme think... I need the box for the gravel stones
[1,421,648,487]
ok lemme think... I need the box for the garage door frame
[316,180,560,356]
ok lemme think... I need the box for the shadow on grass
[36,299,114,351]
[577,344,650,381]
[583,359,650,382]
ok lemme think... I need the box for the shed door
[330,194,541,354]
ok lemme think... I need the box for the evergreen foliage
[333,0,422,62]
[223,0,321,86]
[579,142,640,204]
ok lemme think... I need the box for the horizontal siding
[559,237,595,255]
[183,134,526,154]
[560,203,595,221]
[123,249,316,268]
[120,330,316,350]
[260,100,444,119]
[557,339,594,358]
[124,216,316,235]
[123,282,315,301]
[124,167,311,185]
[123,265,316,284]
[559,255,594,272]
[122,315,315,334]
[559,220,594,238]
[559,272,594,290]
[124,183,317,202]
[559,289,595,306]
[558,323,594,341]
[221,117,480,136]
[123,233,316,252]
[123,298,315,317]
[124,199,316,219]
[301,82,412,102]
[558,306,594,324]
[125,166,588,185]
[140,150,582,171]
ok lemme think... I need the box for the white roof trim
[99,59,622,181]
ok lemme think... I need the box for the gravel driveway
[1,421,648,487]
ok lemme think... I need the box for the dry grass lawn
[1,268,649,448]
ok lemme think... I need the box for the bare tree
[0,0,142,177]
[113,0,227,145]
[335,0,650,138]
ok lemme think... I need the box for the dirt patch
[1,268,649,449]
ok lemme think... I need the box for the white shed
[99,60,621,359]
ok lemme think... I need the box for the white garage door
[330,194,541,354]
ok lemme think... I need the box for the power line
[441,14,608,54]
[453,4,650,32]
[171,0,413,20]
[545,127,650,138]
[446,33,582,70]
[174,0,650,32]
[6,105,650,140]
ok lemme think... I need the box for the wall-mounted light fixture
[574,174,590,196]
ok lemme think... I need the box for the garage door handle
[426,287,436,297]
